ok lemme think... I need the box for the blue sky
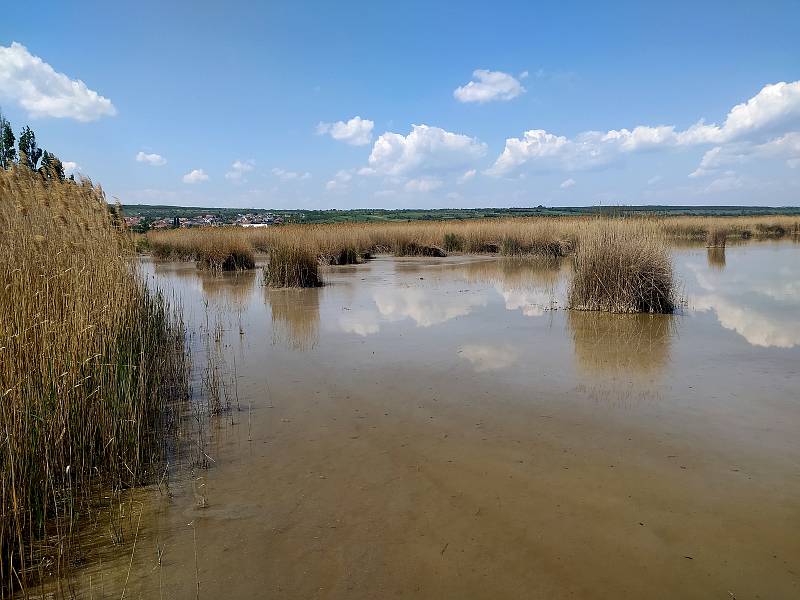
[1,1,799,208]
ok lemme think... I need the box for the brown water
[49,243,800,599]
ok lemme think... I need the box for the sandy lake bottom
[45,242,799,599]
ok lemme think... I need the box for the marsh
[51,241,800,599]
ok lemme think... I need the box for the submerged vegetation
[0,168,189,594]
[568,222,676,314]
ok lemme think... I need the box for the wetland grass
[568,222,676,314]
[264,240,322,287]
[0,168,189,595]
[146,214,798,269]
[706,227,728,248]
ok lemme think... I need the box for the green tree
[0,111,15,169]
[18,126,43,170]
[40,151,65,180]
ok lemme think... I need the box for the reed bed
[149,227,255,271]
[144,214,799,289]
[146,213,798,265]
[568,221,676,314]
[263,240,321,287]
[0,168,189,594]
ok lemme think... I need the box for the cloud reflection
[685,247,800,348]
[460,343,520,372]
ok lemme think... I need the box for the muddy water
[59,243,800,599]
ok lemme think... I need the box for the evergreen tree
[18,126,43,170]
[0,111,15,168]
[40,151,65,180]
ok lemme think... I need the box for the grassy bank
[0,168,189,594]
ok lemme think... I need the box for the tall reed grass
[263,240,321,287]
[146,213,799,270]
[568,221,676,313]
[0,168,188,594]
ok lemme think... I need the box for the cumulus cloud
[136,151,166,166]
[183,169,209,183]
[559,178,576,189]
[488,80,800,176]
[271,167,311,181]
[454,69,526,104]
[225,159,255,182]
[62,161,79,174]
[690,132,800,178]
[405,177,443,192]
[0,42,116,121]
[367,124,486,177]
[325,169,353,191]
[317,116,374,145]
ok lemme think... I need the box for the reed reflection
[567,311,675,376]
[706,247,726,270]
[199,269,258,306]
[265,287,321,350]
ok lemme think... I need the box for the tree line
[0,108,70,181]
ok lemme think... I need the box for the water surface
[55,243,800,599]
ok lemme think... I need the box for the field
[122,203,800,227]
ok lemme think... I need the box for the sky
[1,0,799,209]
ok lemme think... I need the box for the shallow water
[52,243,800,599]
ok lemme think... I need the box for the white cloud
[488,80,800,176]
[367,124,486,176]
[225,159,255,182]
[183,169,209,184]
[271,167,311,181]
[559,177,576,189]
[690,132,800,178]
[405,177,443,192]
[317,116,374,146]
[62,161,79,174]
[458,169,477,184]
[325,169,353,191]
[0,42,116,121]
[454,69,526,104]
[136,151,166,167]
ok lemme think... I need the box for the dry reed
[145,214,799,271]
[0,168,188,595]
[568,221,676,313]
[263,240,321,287]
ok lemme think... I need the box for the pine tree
[18,126,43,170]
[0,111,16,169]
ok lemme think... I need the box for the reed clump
[264,240,322,287]
[0,167,188,593]
[569,221,676,314]
[706,227,727,248]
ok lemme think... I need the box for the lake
[51,241,800,599]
